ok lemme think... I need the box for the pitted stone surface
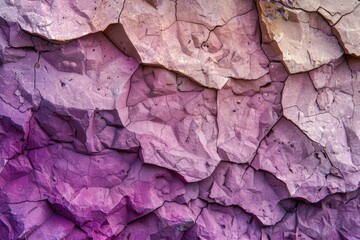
[282,58,360,195]
[333,5,360,56]
[105,0,269,89]
[252,118,345,202]
[117,66,221,182]
[1,0,360,239]
[217,75,283,163]
[258,0,343,73]
[278,0,359,25]
[0,0,124,41]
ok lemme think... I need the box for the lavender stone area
[0,0,360,239]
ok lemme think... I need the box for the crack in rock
[0,1,360,239]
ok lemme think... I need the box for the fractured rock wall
[0,0,359,239]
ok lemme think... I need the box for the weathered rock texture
[257,0,344,73]
[0,0,359,239]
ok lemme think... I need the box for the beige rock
[257,0,343,73]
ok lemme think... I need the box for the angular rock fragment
[32,33,137,152]
[217,74,283,163]
[183,204,261,240]
[0,114,27,167]
[277,0,360,25]
[0,156,50,239]
[0,201,53,239]
[0,143,196,239]
[106,0,269,89]
[27,215,75,240]
[199,162,289,225]
[0,21,39,158]
[264,189,360,240]
[252,118,344,202]
[117,66,221,182]
[333,5,360,56]
[0,0,124,41]
[257,0,343,73]
[0,155,42,204]
[115,200,202,240]
[282,57,360,195]
[278,0,360,57]
[177,0,254,30]
[36,33,138,111]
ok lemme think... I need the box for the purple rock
[0,1,359,239]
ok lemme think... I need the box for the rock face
[0,0,124,41]
[258,0,344,73]
[0,0,360,239]
[333,5,360,56]
[118,65,221,182]
[278,0,359,25]
[105,0,269,89]
[282,58,360,195]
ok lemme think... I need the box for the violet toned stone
[217,75,283,163]
[0,0,124,42]
[117,66,221,182]
[282,57,360,195]
[0,0,360,239]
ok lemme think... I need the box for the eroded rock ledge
[0,0,359,239]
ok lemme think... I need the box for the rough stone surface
[198,162,289,225]
[333,5,360,56]
[0,0,124,41]
[106,0,269,89]
[117,66,221,182]
[252,118,345,203]
[278,0,360,25]
[1,0,360,239]
[258,0,344,73]
[282,58,360,195]
[217,75,284,163]
[263,189,360,240]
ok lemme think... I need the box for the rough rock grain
[117,66,221,182]
[278,0,359,25]
[282,58,360,195]
[252,118,344,202]
[333,5,360,56]
[0,0,124,41]
[217,75,283,163]
[258,0,343,73]
[106,0,269,89]
[0,0,360,239]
